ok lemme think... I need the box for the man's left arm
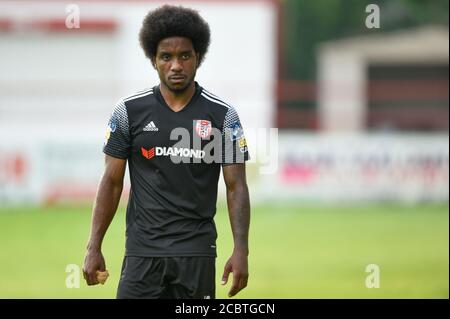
[221,163,250,297]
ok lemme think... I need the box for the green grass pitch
[0,203,448,298]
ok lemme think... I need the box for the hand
[96,270,109,285]
[83,249,106,286]
[221,250,249,297]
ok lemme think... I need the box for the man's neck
[160,82,196,112]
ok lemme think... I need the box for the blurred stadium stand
[318,26,449,132]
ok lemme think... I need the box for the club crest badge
[194,120,212,139]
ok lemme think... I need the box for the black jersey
[103,82,249,257]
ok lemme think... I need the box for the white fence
[1,131,448,205]
[256,133,449,203]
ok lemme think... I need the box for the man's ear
[151,58,156,69]
[196,53,200,67]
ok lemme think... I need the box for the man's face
[154,37,199,93]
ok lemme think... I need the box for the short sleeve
[103,99,131,159]
[221,106,250,165]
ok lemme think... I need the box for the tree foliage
[283,0,449,79]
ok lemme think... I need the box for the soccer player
[83,5,250,299]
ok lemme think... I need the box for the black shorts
[116,256,216,299]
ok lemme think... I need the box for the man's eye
[162,55,170,61]
[182,54,191,60]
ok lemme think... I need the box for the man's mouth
[169,75,186,81]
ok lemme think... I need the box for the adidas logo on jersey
[143,121,158,132]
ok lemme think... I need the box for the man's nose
[171,58,183,72]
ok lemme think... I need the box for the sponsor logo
[105,116,118,144]
[141,146,205,159]
[105,129,111,143]
[141,147,155,159]
[238,137,248,153]
[230,122,244,141]
[194,120,212,139]
[238,137,247,148]
[108,117,117,133]
[143,121,159,132]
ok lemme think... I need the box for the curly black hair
[139,5,211,67]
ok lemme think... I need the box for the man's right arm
[83,154,127,285]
